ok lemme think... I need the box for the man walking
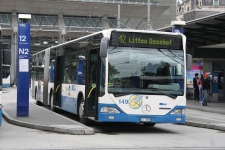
[193,73,199,102]
[202,73,210,106]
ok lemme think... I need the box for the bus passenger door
[54,56,63,107]
[85,49,99,120]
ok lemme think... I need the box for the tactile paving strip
[50,124,84,129]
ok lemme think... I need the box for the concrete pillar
[10,11,18,86]
[58,14,66,44]
[102,15,110,29]
[117,5,120,28]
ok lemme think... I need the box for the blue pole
[17,22,30,116]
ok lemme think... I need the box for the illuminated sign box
[110,31,182,50]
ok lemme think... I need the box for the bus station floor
[1,87,94,135]
[2,87,225,134]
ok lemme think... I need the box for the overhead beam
[185,33,220,43]
[195,22,225,30]
[184,27,225,36]
[214,18,225,22]
[188,39,206,46]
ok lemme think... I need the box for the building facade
[175,0,225,102]
[176,0,225,21]
[0,0,177,86]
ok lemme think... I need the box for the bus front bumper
[98,104,186,124]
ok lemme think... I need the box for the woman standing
[198,74,203,103]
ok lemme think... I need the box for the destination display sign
[110,31,183,50]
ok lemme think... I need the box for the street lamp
[147,0,153,30]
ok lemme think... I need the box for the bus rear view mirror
[186,54,192,70]
[100,37,109,58]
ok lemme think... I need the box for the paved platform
[185,99,225,131]
[2,87,225,133]
[1,87,94,135]
[187,100,225,115]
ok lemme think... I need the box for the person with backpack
[202,73,210,106]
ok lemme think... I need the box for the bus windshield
[108,46,184,97]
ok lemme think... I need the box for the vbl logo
[19,24,26,27]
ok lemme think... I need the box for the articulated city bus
[2,64,10,88]
[0,27,3,126]
[31,53,55,107]
[32,29,192,125]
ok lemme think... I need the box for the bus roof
[33,29,184,56]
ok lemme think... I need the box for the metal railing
[0,14,11,27]
[68,0,158,5]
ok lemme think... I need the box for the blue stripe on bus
[61,96,77,114]
[0,109,2,126]
[2,84,10,88]
[98,104,186,124]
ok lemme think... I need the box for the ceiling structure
[0,0,171,54]
[158,12,225,49]
[0,0,168,19]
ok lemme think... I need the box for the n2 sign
[17,22,30,116]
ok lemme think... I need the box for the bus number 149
[119,99,129,104]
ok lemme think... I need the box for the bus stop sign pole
[17,19,30,116]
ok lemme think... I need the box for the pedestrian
[198,74,203,103]
[208,75,212,102]
[202,73,210,106]
[193,73,199,102]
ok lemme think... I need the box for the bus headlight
[100,107,120,113]
[170,109,185,115]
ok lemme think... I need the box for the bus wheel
[50,93,54,111]
[78,98,89,125]
[143,123,156,126]
[36,91,42,106]
[35,88,37,100]
[36,99,42,106]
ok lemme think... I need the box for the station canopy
[158,12,225,49]
[0,0,170,54]
[0,0,168,19]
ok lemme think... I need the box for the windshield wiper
[158,49,184,67]
[148,87,177,99]
[111,92,132,97]
[168,49,184,61]
[108,46,118,52]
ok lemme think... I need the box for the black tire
[36,99,42,106]
[143,123,156,126]
[35,90,42,106]
[35,88,37,100]
[50,92,54,111]
[78,97,90,125]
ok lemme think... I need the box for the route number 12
[19,35,26,42]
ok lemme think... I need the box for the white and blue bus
[32,29,192,125]
[0,27,3,126]
[2,64,10,88]
[31,51,55,107]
